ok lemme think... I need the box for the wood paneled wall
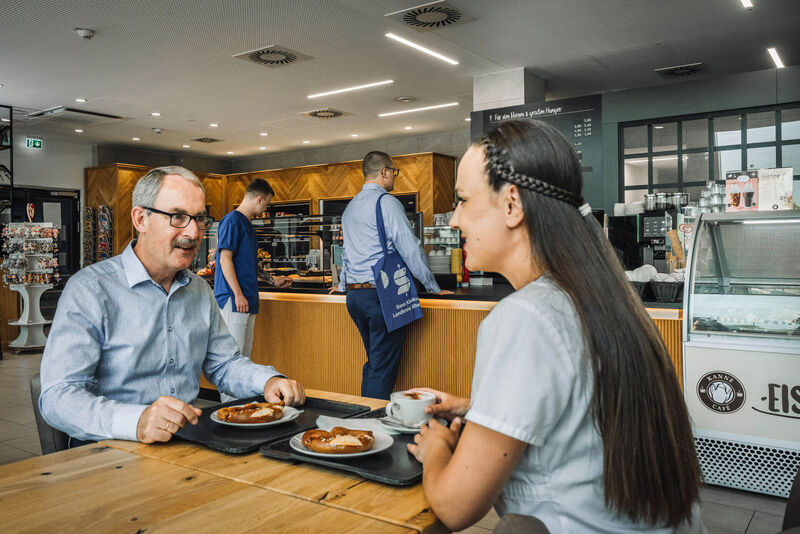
[0,285,19,350]
[226,153,455,225]
[84,164,225,255]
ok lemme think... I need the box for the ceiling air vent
[299,108,351,120]
[655,62,704,79]
[385,1,476,32]
[233,45,312,68]
[191,137,223,143]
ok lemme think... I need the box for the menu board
[470,95,602,194]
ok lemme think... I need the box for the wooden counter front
[234,292,684,397]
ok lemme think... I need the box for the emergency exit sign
[26,137,42,149]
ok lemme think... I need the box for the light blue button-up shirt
[338,183,440,293]
[39,243,282,442]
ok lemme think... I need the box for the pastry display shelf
[8,283,53,350]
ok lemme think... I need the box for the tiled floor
[0,352,790,533]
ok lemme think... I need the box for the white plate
[289,430,393,458]
[211,405,302,428]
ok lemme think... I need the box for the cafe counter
[203,286,684,396]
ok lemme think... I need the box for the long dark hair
[478,120,700,527]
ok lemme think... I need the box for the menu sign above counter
[470,95,602,190]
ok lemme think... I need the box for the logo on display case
[697,371,746,413]
[752,383,800,420]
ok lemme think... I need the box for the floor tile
[0,385,32,405]
[701,501,754,531]
[701,486,787,517]
[0,442,35,466]
[0,418,38,441]
[1,405,35,425]
[708,526,746,534]
[2,430,42,456]
[746,511,784,534]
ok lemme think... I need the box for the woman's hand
[413,387,470,420]
[408,417,463,463]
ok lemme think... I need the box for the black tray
[175,396,370,454]
[258,408,423,486]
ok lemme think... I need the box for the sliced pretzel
[216,401,284,424]
[301,427,375,454]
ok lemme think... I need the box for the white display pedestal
[8,283,52,350]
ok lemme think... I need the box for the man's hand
[328,287,343,294]
[264,376,306,406]
[136,396,202,444]
[407,417,464,463]
[434,289,454,295]
[273,276,293,288]
[233,292,249,313]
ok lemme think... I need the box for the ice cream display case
[683,210,800,497]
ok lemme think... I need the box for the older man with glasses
[39,166,305,447]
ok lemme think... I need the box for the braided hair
[474,120,701,527]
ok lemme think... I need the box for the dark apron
[370,193,423,332]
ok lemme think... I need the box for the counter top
[259,284,682,309]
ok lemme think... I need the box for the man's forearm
[219,253,244,295]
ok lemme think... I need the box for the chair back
[784,466,800,531]
[29,372,69,454]
[494,513,550,534]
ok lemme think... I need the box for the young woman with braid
[408,120,705,533]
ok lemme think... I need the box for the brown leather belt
[346,282,375,290]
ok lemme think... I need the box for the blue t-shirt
[214,210,259,314]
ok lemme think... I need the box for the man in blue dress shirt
[39,166,305,445]
[337,151,451,399]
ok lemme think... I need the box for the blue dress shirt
[39,243,282,441]
[338,183,440,293]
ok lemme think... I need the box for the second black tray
[258,408,423,486]
[175,396,370,454]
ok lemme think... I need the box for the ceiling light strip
[767,47,784,68]
[378,102,459,117]
[385,33,459,65]
[308,79,394,99]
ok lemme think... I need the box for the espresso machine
[638,193,678,272]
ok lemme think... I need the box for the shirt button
[169,358,174,364]
[168,326,173,332]
[170,388,175,394]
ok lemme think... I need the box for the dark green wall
[599,65,800,212]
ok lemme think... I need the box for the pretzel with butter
[215,401,284,424]
[301,427,375,454]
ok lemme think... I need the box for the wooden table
[0,389,444,533]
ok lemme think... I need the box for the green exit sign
[26,137,42,149]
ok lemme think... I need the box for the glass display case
[686,211,800,340]
[683,210,800,499]
[423,225,461,275]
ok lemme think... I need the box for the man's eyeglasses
[143,207,216,230]
[385,167,400,178]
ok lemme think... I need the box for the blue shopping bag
[371,194,423,332]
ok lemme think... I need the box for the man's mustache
[173,237,199,249]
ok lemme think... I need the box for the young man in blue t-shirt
[214,178,291,401]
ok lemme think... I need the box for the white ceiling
[1,0,797,158]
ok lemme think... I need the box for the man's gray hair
[132,166,204,208]
[362,151,393,180]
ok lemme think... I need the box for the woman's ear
[503,184,525,229]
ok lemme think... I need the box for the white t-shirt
[465,275,704,533]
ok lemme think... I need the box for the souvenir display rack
[1,222,59,350]
[83,206,95,266]
[96,205,112,261]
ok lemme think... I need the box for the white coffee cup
[386,390,435,426]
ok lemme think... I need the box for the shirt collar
[363,182,388,194]
[121,242,192,290]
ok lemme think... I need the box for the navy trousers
[346,288,407,400]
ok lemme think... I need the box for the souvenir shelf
[1,222,59,350]
[83,206,95,266]
[96,205,113,261]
